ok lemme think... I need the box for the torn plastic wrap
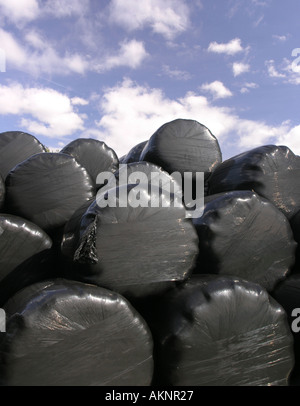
[60,138,119,186]
[290,210,300,272]
[0,279,154,386]
[137,275,294,386]
[0,214,54,307]
[63,183,199,299]
[208,145,300,220]
[119,140,148,164]
[139,119,222,181]
[5,153,96,232]
[0,131,46,181]
[192,190,296,291]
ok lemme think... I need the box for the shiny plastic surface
[0,279,154,386]
[208,145,300,220]
[139,275,295,386]
[0,131,46,180]
[65,183,198,299]
[5,153,96,231]
[192,190,296,291]
[61,138,119,185]
[140,118,222,180]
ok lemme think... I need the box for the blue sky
[0,0,299,160]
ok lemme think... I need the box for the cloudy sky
[0,0,299,160]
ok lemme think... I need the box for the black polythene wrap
[139,118,222,180]
[0,214,53,306]
[97,161,183,201]
[0,131,46,180]
[139,274,294,386]
[192,190,296,291]
[208,145,300,220]
[120,140,148,164]
[0,279,154,386]
[69,183,199,299]
[5,153,96,231]
[290,210,300,272]
[60,138,119,184]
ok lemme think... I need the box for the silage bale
[5,153,96,232]
[60,138,119,185]
[0,279,154,386]
[63,183,198,300]
[139,275,295,386]
[120,140,148,164]
[192,190,296,291]
[0,131,46,180]
[140,118,222,181]
[0,214,53,307]
[208,145,300,220]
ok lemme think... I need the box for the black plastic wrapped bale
[0,175,5,210]
[141,275,294,386]
[0,214,53,307]
[139,119,222,181]
[272,274,300,385]
[60,138,119,185]
[290,210,300,272]
[5,153,96,232]
[208,145,300,220]
[120,140,148,164]
[66,183,198,299]
[97,161,183,203]
[192,190,296,291]
[0,279,154,386]
[0,131,46,181]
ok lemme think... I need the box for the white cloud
[200,81,233,99]
[99,39,149,71]
[93,78,297,157]
[272,34,288,42]
[108,0,190,39]
[0,83,85,138]
[71,97,89,106]
[265,59,286,78]
[207,38,244,55]
[0,0,39,24]
[42,0,90,18]
[240,82,259,93]
[232,62,251,76]
[277,125,300,155]
[162,65,192,80]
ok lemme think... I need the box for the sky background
[0,0,299,161]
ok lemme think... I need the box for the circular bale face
[0,131,46,181]
[144,275,294,386]
[140,118,222,180]
[0,279,154,386]
[192,190,296,291]
[208,144,300,220]
[61,138,119,184]
[5,153,96,231]
[66,183,199,299]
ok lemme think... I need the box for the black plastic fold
[63,183,198,299]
